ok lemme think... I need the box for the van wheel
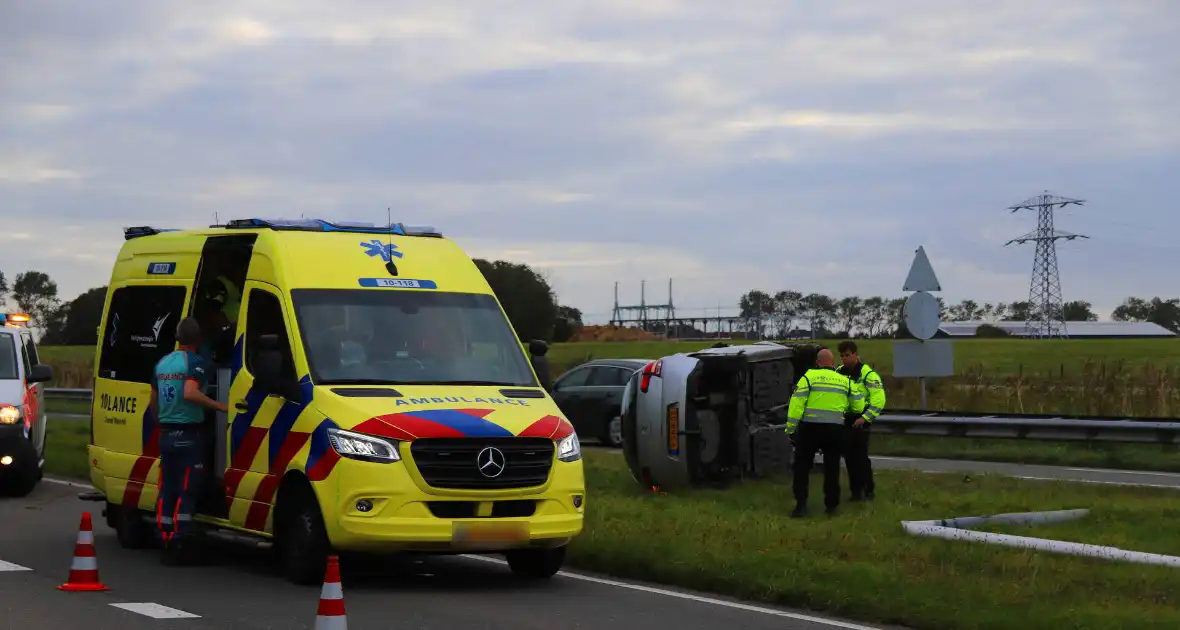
[505,546,566,579]
[601,415,623,448]
[111,504,157,549]
[275,481,330,585]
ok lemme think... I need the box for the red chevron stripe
[357,414,466,440]
[307,449,340,482]
[269,431,311,475]
[231,426,268,470]
[122,456,156,508]
[518,415,574,440]
[223,468,247,508]
[244,474,279,531]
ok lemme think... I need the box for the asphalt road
[869,455,1180,489]
[0,480,901,630]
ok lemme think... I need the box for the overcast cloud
[2,0,1177,322]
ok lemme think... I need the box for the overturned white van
[619,341,825,492]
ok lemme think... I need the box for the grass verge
[44,421,91,480]
[570,451,1180,630]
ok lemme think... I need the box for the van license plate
[452,522,529,548]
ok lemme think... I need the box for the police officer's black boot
[790,505,809,519]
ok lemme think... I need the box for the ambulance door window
[189,234,257,365]
[243,289,297,387]
[97,286,189,383]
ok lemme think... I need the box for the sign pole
[893,246,954,411]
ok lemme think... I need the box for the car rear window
[0,335,17,380]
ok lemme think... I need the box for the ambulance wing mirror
[27,364,53,384]
[255,334,301,400]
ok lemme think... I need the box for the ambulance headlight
[0,405,20,425]
[327,428,400,462]
[556,432,581,463]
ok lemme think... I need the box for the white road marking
[110,603,201,619]
[0,560,32,571]
[460,555,886,630]
[1063,467,1180,477]
[1010,475,1180,490]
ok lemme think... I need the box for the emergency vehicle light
[0,313,30,327]
[123,226,181,240]
[224,217,442,238]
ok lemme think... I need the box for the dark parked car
[551,359,649,448]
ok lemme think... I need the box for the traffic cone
[314,555,347,629]
[58,511,109,592]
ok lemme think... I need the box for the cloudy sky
[2,1,1177,323]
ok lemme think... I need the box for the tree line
[737,290,1180,338]
[0,261,586,346]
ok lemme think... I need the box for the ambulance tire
[275,480,330,586]
[505,545,566,579]
[111,504,157,549]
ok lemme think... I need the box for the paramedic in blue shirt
[150,317,227,564]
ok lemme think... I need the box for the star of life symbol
[361,240,404,263]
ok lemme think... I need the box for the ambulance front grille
[410,438,554,490]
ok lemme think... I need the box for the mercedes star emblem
[477,446,507,478]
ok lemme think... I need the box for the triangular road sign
[903,246,941,292]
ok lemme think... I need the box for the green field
[40,438,1180,630]
[545,337,1180,376]
[37,337,1180,381]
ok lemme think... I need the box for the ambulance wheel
[275,481,330,586]
[505,545,565,579]
[111,504,157,549]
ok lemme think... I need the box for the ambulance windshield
[291,289,539,388]
[0,334,17,380]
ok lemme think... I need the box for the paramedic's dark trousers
[845,421,875,498]
[157,424,207,549]
[792,422,847,510]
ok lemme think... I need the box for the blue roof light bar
[223,218,442,237]
[123,226,181,240]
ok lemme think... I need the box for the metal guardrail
[44,388,1180,445]
[45,388,94,401]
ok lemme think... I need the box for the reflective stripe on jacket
[785,367,864,435]
[841,362,887,422]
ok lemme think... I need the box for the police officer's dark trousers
[845,420,875,499]
[792,421,847,510]
[157,423,208,551]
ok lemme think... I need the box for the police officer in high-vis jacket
[786,348,864,518]
[837,341,886,501]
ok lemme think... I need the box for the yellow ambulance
[87,218,585,584]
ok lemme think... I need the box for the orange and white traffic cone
[58,511,109,592]
[314,555,347,629]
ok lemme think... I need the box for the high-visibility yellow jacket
[785,367,864,435]
[839,362,887,422]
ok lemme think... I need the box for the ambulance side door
[225,281,301,531]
